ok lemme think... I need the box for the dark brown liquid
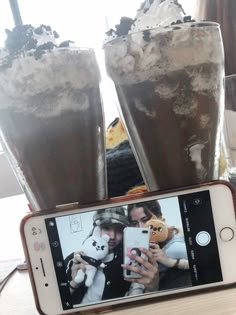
[0,87,107,210]
[115,64,222,190]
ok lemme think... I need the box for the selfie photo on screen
[44,189,223,309]
[21,182,236,314]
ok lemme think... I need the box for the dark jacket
[65,244,130,305]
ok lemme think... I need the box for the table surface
[1,269,236,315]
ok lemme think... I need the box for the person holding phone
[65,207,158,305]
[127,200,191,290]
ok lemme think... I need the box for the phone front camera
[45,283,49,287]
[142,230,148,234]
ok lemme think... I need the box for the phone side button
[220,227,234,242]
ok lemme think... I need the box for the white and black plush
[74,228,110,287]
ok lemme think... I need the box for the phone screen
[45,189,222,311]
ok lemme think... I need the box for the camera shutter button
[196,231,211,246]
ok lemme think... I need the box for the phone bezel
[20,180,236,315]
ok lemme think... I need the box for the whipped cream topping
[0,25,101,117]
[131,0,185,32]
[31,25,58,47]
[0,48,101,116]
[105,22,224,86]
[105,0,187,41]
[0,25,58,68]
[104,21,224,122]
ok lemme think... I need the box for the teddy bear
[73,227,110,287]
[144,218,169,243]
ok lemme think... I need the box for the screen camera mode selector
[220,227,234,242]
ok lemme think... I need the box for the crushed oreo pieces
[53,31,59,38]
[105,29,116,37]
[171,15,195,26]
[143,30,151,42]
[106,17,135,37]
[115,17,135,36]
[34,42,57,60]
[5,24,34,55]
[171,20,182,25]
[0,24,71,70]
[59,40,75,48]
[183,15,192,23]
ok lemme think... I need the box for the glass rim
[103,21,220,46]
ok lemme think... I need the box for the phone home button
[220,227,234,242]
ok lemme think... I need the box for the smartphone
[123,227,150,278]
[21,181,236,315]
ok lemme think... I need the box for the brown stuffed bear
[144,218,168,243]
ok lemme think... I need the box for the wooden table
[1,269,236,315]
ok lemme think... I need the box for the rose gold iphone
[21,181,236,315]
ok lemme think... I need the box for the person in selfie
[127,200,191,290]
[64,207,158,304]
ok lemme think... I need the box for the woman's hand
[69,251,88,291]
[150,243,189,269]
[71,251,87,276]
[149,243,178,267]
[122,247,159,291]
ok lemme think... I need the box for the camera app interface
[45,190,222,310]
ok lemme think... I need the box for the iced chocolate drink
[105,10,224,190]
[0,25,107,210]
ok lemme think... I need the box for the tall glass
[104,22,225,190]
[0,48,107,210]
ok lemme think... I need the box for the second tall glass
[104,22,225,191]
